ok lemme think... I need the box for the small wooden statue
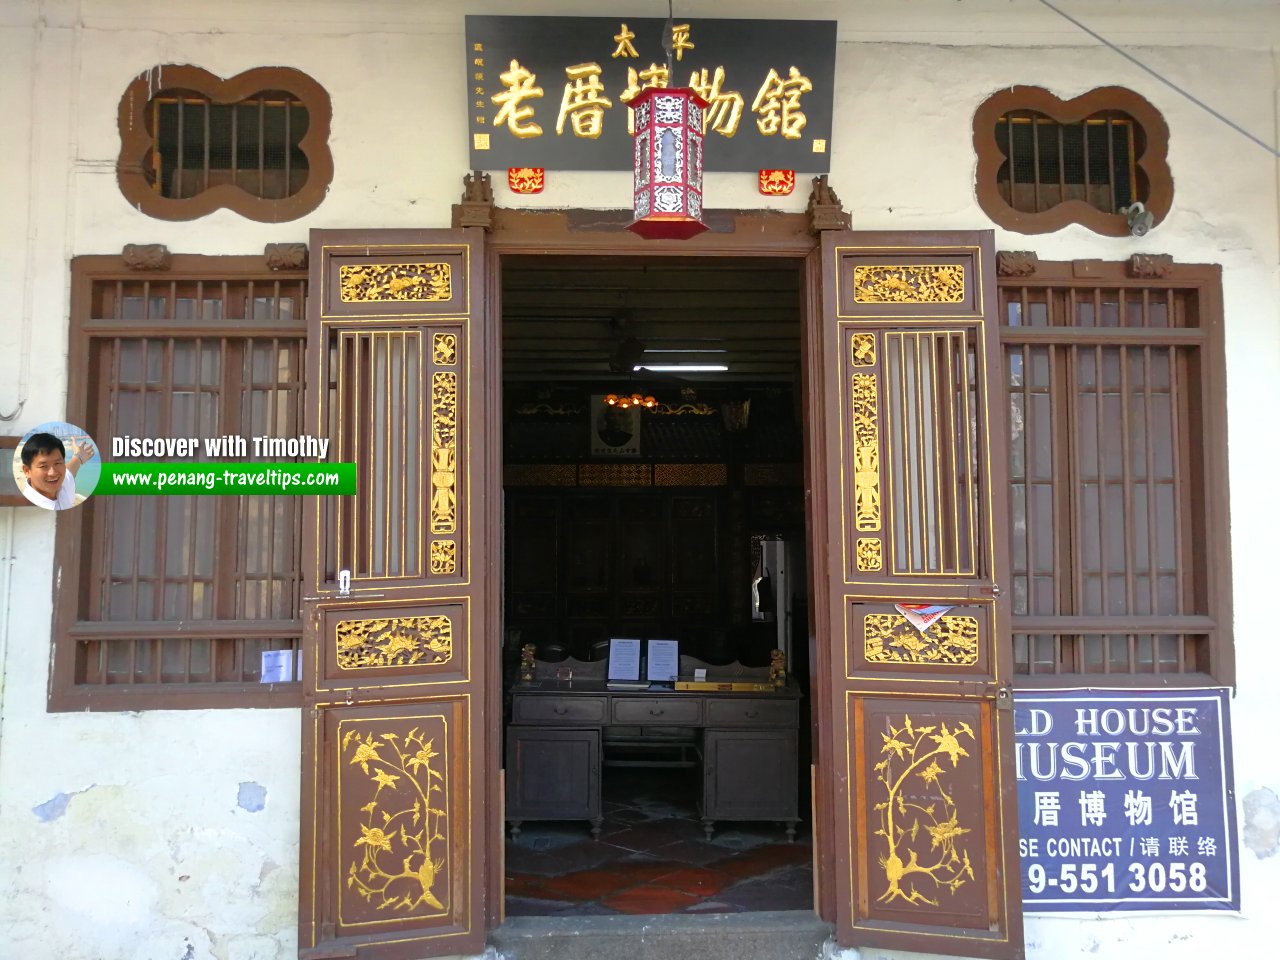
[519,643,536,683]
[770,649,786,687]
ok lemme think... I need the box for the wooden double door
[297,228,1024,960]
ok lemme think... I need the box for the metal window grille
[150,91,310,200]
[1000,282,1215,678]
[996,112,1140,215]
[72,276,307,692]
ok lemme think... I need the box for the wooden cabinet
[505,726,602,838]
[701,728,799,839]
[505,684,800,841]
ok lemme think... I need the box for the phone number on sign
[1026,861,1209,894]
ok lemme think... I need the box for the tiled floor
[504,767,813,917]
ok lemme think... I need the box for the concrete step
[490,910,836,960]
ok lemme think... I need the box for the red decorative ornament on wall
[758,169,796,196]
[508,167,545,194]
[627,86,709,240]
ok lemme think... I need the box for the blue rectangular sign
[1015,688,1238,911]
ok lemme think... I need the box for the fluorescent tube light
[633,364,729,373]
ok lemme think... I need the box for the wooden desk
[505,680,801,841]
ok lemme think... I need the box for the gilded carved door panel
[806,232,1024,958]
[300,230,495,960]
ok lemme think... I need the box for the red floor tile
[718,842,811,879]
[504,872,552,898]
[539,866,637,901]
[650,865,729,896]
[600,883,702,914]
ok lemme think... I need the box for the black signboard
[465,16,836,173]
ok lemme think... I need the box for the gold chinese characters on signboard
[474,21,820,144]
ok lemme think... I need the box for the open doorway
[498,253,815,917]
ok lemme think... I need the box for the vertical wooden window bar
[69,273,307,700]
[151,91,309,200]
[999,279,1217,678]
[996,111,1139,215]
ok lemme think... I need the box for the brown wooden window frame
[998,257,1232,688]
[1,435,29,506]
[117,64,333,222]
[975,86,1172,237]
[49,255,309,712]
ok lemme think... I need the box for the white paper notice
[607,638,642,681]
[647,639,679,682]
[260,649,295,684]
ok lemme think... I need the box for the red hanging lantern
[627,86,708,240]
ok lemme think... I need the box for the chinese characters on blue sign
[464,16,836,172]
[1015,689,1238,911]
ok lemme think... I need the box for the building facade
[1,1,1278,959]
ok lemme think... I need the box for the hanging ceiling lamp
[603,392,657,410]
[627,4,708,239]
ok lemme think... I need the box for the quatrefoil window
[974,86,1171,236]
[117,64,333,222]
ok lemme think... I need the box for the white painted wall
[0,2,1276,959]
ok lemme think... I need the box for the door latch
[995,684,1013,711]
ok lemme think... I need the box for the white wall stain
[31,784,96,821]
[1243,787,1280,859]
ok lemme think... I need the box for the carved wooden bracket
[1128,253,1174,278]
[453,170,495,231]
[265,243,308,271]
[996,251,1038,277]
[122,244,172,271]
[806,175,850,233]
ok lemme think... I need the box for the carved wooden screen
[300,230,494,959]
[806,232,1023,958]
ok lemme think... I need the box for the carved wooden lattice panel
[340,263,453,303]
[302,230,491,960]
[863,614,979,665]
[324,323,466,586]
[336,615,454,670]
[810,233,1022,959]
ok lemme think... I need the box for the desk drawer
[513,696,607,724]
[706,698,797,727]
[612,697,702,725]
